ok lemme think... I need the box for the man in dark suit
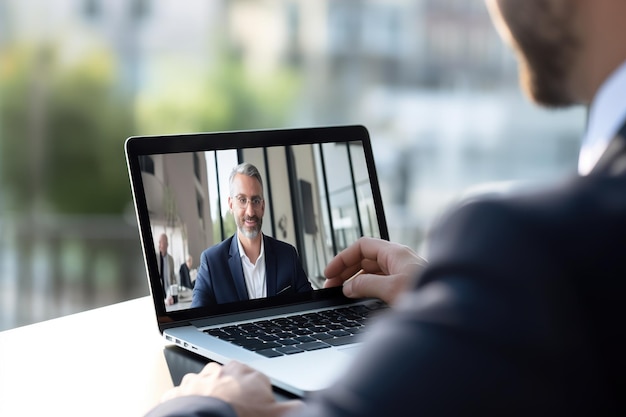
[179,255,194,289]
[146,0,626,416]
[157,233,177,307]
[191,163,312,307]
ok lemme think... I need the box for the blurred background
[0,0,585,332]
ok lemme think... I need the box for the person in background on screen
[179,255,194,289]
[191,162,312,307]
[157,233,177,306]
[146,0,626,415]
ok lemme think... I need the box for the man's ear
[227,196,233,212]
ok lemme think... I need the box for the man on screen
[191,162,312,307]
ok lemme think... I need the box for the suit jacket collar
[590,120,626,176]
[263,236,278,296]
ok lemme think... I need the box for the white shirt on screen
[237,235,267,300]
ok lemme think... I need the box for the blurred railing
[0,214,149,332]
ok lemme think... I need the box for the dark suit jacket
[179,263,194,289]
[190,234,312,307]
[157,252,176,299]
[147,124,626,417]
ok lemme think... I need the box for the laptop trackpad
[249,348,358,395]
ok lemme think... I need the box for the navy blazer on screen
[190,234,312,307]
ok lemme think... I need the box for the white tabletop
[0,297,173,417]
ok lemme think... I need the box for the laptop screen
[125,125,388,328]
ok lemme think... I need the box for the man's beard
[499,0,580,107]
[236,215,262,239]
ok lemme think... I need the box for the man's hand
[323,237,427,305]
[160,361,303,417]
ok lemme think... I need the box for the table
[166,286,193,311]
[0,296,296,417]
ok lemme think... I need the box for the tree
[0,43,135,215]
[135,51,301,135]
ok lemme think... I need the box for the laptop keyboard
[203,301,388,358]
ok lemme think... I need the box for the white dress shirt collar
[579,60,626,175]
[237,234,266,299]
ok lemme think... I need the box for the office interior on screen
[139,142,382,310]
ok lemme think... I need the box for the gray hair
[228,162,263,196]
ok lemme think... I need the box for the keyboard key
[310,332,334,340]
[328,329,351,337]
[297,341,331,351]
[245,341,283,351]
[274,331,296,339]
[276,346,304,355]
[278,338,300,345]
[311,326,331,333]
[230,336,259,346]
[205,329,228,338]
[257,334,279,342]
[239,323,261,332]
[256,348,284,358]
[349,305,370,314]
[294,336,316,343]
[325,335,358,346]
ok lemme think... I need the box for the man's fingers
[324,237,385,278]
[222,360,254,377]
[324,259,362,281]
[361,258,383,274]
[200,361,223,376]
[343,273,404,304]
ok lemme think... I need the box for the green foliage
[0,44,134,214]
[136,52,301,135]
[0,43,301,216]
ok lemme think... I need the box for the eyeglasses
[233,196,264,209]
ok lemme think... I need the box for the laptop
[125,125,389,397]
